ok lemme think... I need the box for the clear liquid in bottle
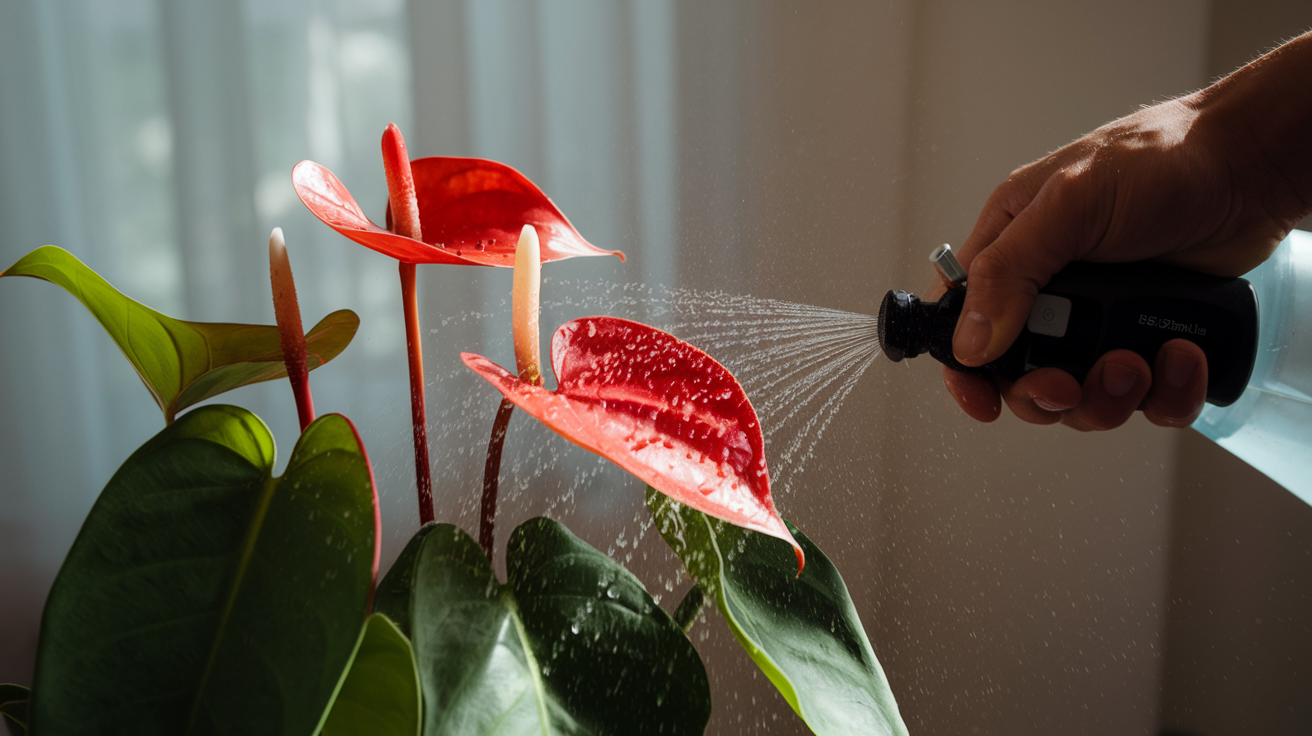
[1194,229,1312,505]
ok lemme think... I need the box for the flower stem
[673,583,706,634]
[479,397,516,560]
[382,124,434,524]
[268,227,315,431]
[478,224,543,559]
[400,262,433,525]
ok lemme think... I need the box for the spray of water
[413,279,881,593]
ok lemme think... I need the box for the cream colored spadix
[512,224,543,385]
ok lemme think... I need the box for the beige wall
[1161,432,1312,734]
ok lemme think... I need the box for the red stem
[400,262,434,524]
[383,124,433,524]
[479,397,515,560]
[287,360,315,432]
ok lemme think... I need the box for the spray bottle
[876,232,1312,504]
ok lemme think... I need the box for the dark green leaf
[1,246,358,422]
[0,684,27,711]
[375,518,710,735]
[320,613,421,736]
[372,524,437,637]
[1,684,29,736]
[2,711,25,736]
[29,406,378,736]
[647,487,908,736]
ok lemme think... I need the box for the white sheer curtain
[0,0,682,693]
[0,0,415,684]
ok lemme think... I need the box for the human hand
[942,96,1296,430]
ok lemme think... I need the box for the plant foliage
[375,519,711,735]
[648,488,908,736]
[320,613,422,736]
[1,246,357,422]
[27,406,378,735]
[0,684,28,736]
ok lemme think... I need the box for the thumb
[953,183,1088,366]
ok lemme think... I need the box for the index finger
[956,155,1067,270]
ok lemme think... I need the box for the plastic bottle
[1194,229,1312,505]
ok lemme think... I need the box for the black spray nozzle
[877,290,929,361]
[877,242,980,368]
[877,285,982,373]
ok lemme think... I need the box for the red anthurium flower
[293,123,623,529]
[462,316,805,572]
[291,157,624,266]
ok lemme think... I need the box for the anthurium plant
[0,125,907,736]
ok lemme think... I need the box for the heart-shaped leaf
[28,405,379,736]
[647,487,908,736]
[1,246,358,423]
[292,157,624,266]
[462,316,803,570]
[0,684,28,736]
[320,613,421,736]
[374,518,710,735]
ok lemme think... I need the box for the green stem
[673,583,706,634]
[479,398,515,560]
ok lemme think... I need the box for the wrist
[1188,32,1312,227]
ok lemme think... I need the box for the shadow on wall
[0,522,42,685]
[1160,431,1312,734]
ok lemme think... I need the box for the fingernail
[1032,396,1069,413]
[1163,348,1198,389]
[954,311,992,364]
[1102,362,1138,398]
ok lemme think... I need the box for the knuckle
[969,247,1039,295]
[969,245,1017,279]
